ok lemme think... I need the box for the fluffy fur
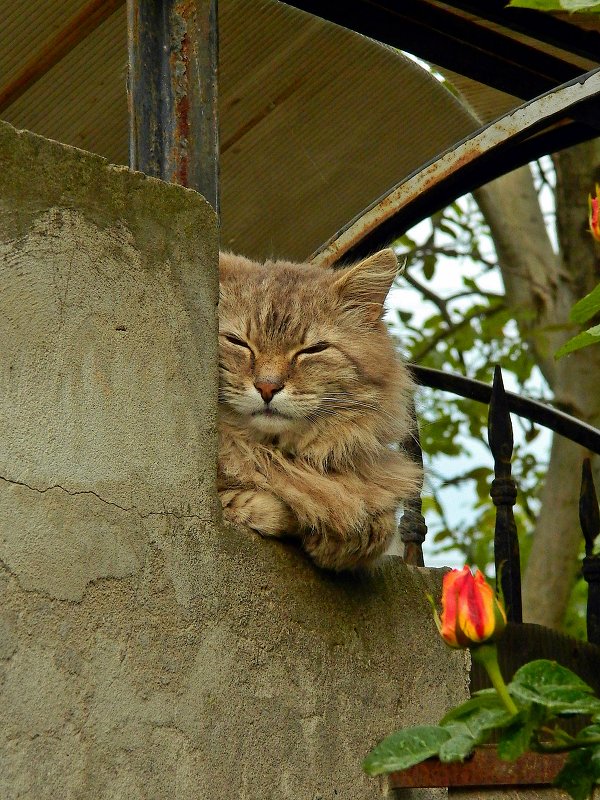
[218,248,422,570]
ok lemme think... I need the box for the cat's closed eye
[223,334,252,350]
[296,342,330,356]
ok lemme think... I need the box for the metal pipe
[127,0,219,212]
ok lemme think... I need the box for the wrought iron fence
[400,364,600,646]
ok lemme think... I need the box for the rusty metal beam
[127,0,219,212]
[283,0,587,101]
[311,68,600,268]
[441,0,600,65]
[0,0,124,115]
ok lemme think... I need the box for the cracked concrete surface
[0,121,468,799]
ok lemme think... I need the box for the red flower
[437,566,507,648]
[589,185,600,242]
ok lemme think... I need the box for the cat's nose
[254,380,283,403]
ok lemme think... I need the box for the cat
[217,248,422,571]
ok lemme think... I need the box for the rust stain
[174,89,190,187]
[170,2,191,187]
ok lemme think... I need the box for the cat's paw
[303,510,397,571]
[219,488,298,538]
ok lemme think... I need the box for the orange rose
[438,566,507,648]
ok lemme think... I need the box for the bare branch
[401,270,452,324]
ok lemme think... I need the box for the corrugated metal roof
[0,0,560,260]
[4,6,128,164]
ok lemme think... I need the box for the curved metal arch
[310,68,600,268]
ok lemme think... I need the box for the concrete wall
[0,121,469,799]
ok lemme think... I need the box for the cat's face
[218,250,401,437]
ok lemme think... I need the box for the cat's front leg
[303,509,397,571]
[219,487,299,539]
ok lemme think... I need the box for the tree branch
[412,303,505,362]
[402,270,452,324]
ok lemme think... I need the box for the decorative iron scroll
[488,367,522,623]
[404,363,600,643]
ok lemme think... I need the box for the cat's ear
[333,249,398,322]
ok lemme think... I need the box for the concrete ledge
[1,520,467,799]
[0,121,467,799]
[0,121,218,520]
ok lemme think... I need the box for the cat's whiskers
[317,395,402,425]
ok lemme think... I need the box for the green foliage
[363,725,450,775]
[570,284,600,324]
[364,658,600,799]
[555,748,600,800]
[555,283,600,358]
[389,194,549,588]
[510,660,600,715]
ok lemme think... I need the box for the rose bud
[437,565,507,648]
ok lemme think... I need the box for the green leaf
[363,725,450,776]
[552,724,600,799]
[438,698,516,764]
[497,706,545,760]
[580,723,600,738]
[438,723,477,762]
[554,749,598,800]
[509,660,600,714]
[555,325,600,359]
[441,694,514,734]
[570,283,600,324]
[423,254,436,281]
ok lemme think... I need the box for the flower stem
[471,644,519,716]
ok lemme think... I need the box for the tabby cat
[218,248,421,570]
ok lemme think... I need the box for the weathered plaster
[0,121,468,800]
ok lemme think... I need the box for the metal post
[127,0,219,213]
[488,366,522,622]
[399,400,427,566]
[580,458,600,645]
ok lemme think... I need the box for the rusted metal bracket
[388,745,567,789]
[310,68,600,267]
[127,0,219,212]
